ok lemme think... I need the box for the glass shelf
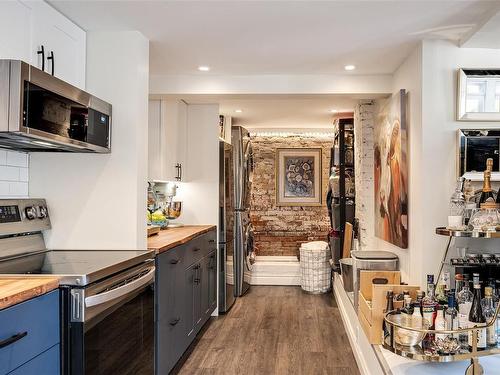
[436,227,500,238]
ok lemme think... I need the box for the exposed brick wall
[250,134,332,257]
[354,101,376,249]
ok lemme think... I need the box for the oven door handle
[85,267,155,308]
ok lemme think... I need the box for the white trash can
[299,241,331,294]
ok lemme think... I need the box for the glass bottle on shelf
[448,177,466,229]
[422,275,437,328]
[383,290,394,339]
[436,271,450,305]
[401,296,414,325]
[468,273,486,351]
[458,274,473,347]
[481,286,497,347]
[412,301,422,318]
[479,169,495,205]
[445,292,459,339]
[435,306,447,340]
[455,273,464,300]
[416,290,425,316]
[329,167,340,199]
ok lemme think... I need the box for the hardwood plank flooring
[173,286,360,375]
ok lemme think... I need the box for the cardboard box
[358,283,420,344]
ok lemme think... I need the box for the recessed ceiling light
[235,109,243,113]
[344,65,356,71]
[198,66,210,72]
[329,109,338,113]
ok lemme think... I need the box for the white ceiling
[462,7,500,48]
[49,0,498,76]
[154,94,364,129]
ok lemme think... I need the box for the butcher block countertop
[148,225,216,254]
[0,277,59,310]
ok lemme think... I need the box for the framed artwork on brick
[275,148,322,206]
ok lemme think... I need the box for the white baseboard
[248,256,301,286]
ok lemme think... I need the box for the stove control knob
[38,206,48,219]
[25,206,37,220]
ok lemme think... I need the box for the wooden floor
[174,286,360,375]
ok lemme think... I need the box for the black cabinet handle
[175,163,182,181]
[193,247,200,252]
[169,259,179,265]
[208,239,215,244]
[169,318,180,326]
[0,331,27,349]
[37,45,45,71]
[194,264,200,283]
[47,51,54,76]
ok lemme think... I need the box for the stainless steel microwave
[0,60,111,153]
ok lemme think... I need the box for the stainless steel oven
[0,60,111,153]
[66,260,155,375]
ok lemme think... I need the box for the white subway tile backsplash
[0,151,29,198]
[8,182,29,196]
[19,168,29,182]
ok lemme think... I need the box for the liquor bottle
[457,274,474,347]
[401,296,414,325]
[416,290,425,316]
[383,290,394,339]
[468,273,486,351]
[422,275,437,328]
[479,170,495,205]
[435,306,447,340]
[487,278,499,305]
[455,273,464,300]
[446,292,459,339]
[412,301,422,318]
[448,178,466,229]
[481,287,497,347]
[436,272,450,305]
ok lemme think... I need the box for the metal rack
[383,228,500,374]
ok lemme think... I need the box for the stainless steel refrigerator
[232,126,255,297]
[219,141,236,312]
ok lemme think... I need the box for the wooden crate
[359,270,401,300]
[358,284,420,344]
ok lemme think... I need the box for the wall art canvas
[276,148,322,206]
[374,89,408,248]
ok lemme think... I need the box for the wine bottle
[468,273,486,351]
[422,275,437,328]
[481,287,497,347]
[383,290,394,339]
[435,306,447,341]
[479,170,495,205]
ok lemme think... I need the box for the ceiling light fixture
[344,65,356,71]
[198,66,210,72]
[235,109,243,113]
[329,109,338,113]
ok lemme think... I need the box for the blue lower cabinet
[0,291,60,375]
[7,345,59,375]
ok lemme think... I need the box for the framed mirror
[457,69,500,121]
[458,129,500,181]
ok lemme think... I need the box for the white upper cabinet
[148,99,188,182]
[0,1,86,89]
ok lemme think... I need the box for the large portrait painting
[374,89,408,249]
[276,148,322,206]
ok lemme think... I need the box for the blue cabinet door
[7,344,59,375]
[0,291,59,375]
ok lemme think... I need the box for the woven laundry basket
[299,241,331,294]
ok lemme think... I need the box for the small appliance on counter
[0,199,155,374]
[164,182,183,227]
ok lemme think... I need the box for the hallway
[174,286,360,375]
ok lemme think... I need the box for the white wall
[419,39,500,282]
[30,31,149,250]
[150,73,392,95]
[175,104,219,226]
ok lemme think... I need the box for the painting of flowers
[276,148,322,206]
[374,89,408,249]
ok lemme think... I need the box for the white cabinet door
[148,100,188,182]
[31,1,86,89]
[0,1,32,62]
[148,100,162,181]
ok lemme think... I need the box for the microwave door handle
[84,268,155,308]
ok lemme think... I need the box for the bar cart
[383,227,500,375]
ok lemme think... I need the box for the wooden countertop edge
[147,225,216,254]
[0,277,60,310]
